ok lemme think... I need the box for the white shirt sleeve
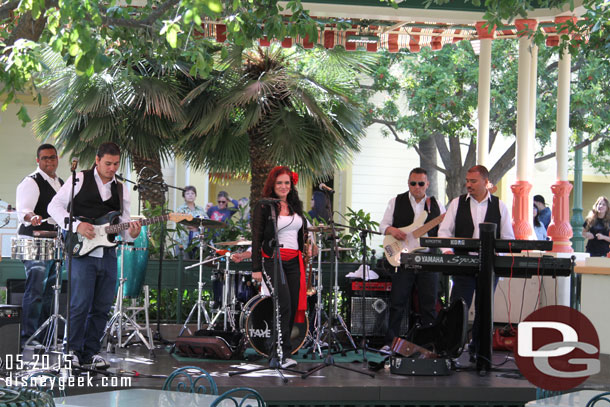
[47,173,84,232]
[379,197,396,235]
[16,176,40,226]
[437,198,459,254]
[499,200,515,240]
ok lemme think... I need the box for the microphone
[115,173,126,181]
[70,158,78,172]
[319,183,335,194]
[258,198,282,205]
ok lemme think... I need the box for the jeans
[69,248,117,361]
[21,260,56,341]
[385,267,439,345]
[450,274,499,357]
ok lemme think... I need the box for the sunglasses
[218,200,227,204]
[409,181,426,187]
[39,155,58,161]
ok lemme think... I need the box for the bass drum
[116,225,149,298]
[239,294,308,357]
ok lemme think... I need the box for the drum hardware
[302,216,374,379]
[320,247,355,252]
[103,229,154,355]
[307,225,345,233]
[207,252,239,332]
[179,218,227,229]
[215,238,252,246]
[302,229,326,359]
[14,229,66,353]
[173,249,226,343]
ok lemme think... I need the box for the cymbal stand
[103,241,154,353]
[25,235,65,353]
[303,230,327,359]
[177,252,226,336]
[302,209,373,379]
[207,252,236,331]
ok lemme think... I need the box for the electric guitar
[383,212,446,267]
[66,211,192,257]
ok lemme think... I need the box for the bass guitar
[66,211,192,257]
[383,212,445,267]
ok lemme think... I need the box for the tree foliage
[360,37,610,201]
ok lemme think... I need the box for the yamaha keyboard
[401,253,572,277]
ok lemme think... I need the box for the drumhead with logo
[240,295,308,357]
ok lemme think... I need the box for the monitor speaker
[350,297,408,337]
[0,304,21,368]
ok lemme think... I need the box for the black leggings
[263,256,301,356]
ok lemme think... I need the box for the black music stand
[302,202,374,379]
[229,201,304,383]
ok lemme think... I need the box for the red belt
[262,248,306,323]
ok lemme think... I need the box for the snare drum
[11,237,57,261]
[117,225,149,298]
[239,294,308,356]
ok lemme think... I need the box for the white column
[515,36,533,181]
[477,38,492,166]
[556,46,571,181]
[527,44,538,179]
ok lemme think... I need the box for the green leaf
[17,106,31,125]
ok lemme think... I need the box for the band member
[251,166,314,368]
[438,165,514,361]
[379,167,445,349]
[16,144,63,346]
[48,142,141,368]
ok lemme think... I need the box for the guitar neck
[105,214,169,234]
[412,214,445,239]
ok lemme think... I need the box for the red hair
[262,166,294,197]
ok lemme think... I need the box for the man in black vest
[438,165,514,361]
[380,168,446,349]
[16,144,63,346]
[48,142,141,368]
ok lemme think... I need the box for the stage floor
[51,343,610,407]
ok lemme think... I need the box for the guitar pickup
[384,245,395,257]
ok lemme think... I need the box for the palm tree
[178,45,378,203]
[34,49,189,207]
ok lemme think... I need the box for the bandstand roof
[202,0,586,52]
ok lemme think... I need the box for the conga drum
[116,225,149,298]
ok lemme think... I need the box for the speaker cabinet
[0,304,21,367]
[350,297,408,337]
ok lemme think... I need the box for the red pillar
[548,181,574,252]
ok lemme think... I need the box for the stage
[43,341,610,407]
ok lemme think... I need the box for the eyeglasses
[409,181,426,187]
[218,200,227,204]
[39,155,58,161]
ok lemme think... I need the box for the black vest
[454,194,501,254]
[72,169,121,220]
[392,192,441,237]
[18,173,64,236]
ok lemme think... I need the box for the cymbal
[320,247,355,252]
[179,218,227,229]
[215,239,252,246]
[307,225,344,233]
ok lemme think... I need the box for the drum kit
[8,211,360,360]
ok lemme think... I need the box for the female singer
[251,166,314,368]
[582,196,610,257]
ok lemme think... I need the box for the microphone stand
[63,163,79,362]
[137,176,184,343]
[302,191,374,379]
[333,222,382,362]
[229,200,304,383]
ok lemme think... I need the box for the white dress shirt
[438,192,515,253]
[16,167,62,233]
[48,168,134,258]
[379,193,446,236]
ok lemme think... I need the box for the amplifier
[350,297,408,337]
[0,304,21,368]
[351,281,392,292]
